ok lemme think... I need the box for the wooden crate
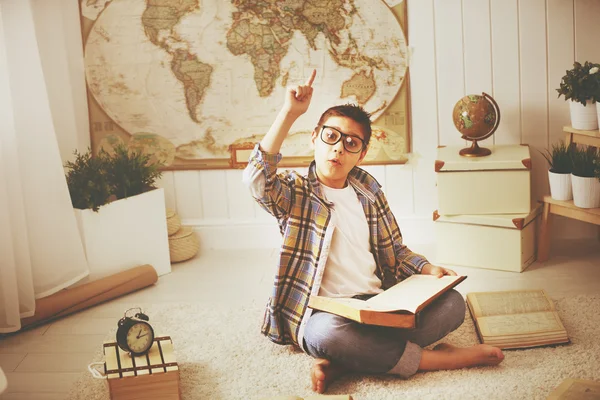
[104,336,181,400]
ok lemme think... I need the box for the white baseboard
[183,216,435,250]
[183,215,598,251]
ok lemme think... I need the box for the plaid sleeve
[242,143,293,221]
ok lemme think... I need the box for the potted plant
[557,61,600,130]
[540,140,573,201]
[570,145,600,208]
[65,146,171,281]
[64,149,111,212]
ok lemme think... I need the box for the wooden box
[104,336,181,400]
[433,205,542,272]
[436,145,531,215]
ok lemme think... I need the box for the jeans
[303,289,466,378]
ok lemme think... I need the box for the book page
[366,275,465,314]
[310,296,405,313]
[467,290,554,318]
[476,311,566,337]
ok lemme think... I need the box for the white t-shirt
[318,184,383,298]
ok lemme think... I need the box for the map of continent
[80,0,409,168]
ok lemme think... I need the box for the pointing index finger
[305,69,316,87]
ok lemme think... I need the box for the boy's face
[311,116,368,189]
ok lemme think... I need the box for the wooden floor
[0,240,598,399]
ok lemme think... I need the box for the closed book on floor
[466,289,569,350]
[308,275,466,328]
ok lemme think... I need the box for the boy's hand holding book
[422,264,457,277]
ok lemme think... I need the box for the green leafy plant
[571,145,599,178]
[556,61,600,105]
[104,145,162,200]
[65,145,163,212]
[64,149,111,212]
[540,140,573,174]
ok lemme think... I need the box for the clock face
[126,321,154,354]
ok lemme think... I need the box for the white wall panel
[226,169,255,220]
[491,0,521,145]
[385,164,414,217]
[361,165,386,192]
[408,0,439,216]
[519,0,549,203]
[574,0,600,62]
[173,171,203,219]
[547,0,574,147]
[463,0,494,149]
[462,0,493,95]
[434,0,466,146]
[200,170,229,219]
[254,201,274,222]
[156,171,176,211]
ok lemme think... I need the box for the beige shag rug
[67,295,600,400]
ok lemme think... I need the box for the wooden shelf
[538,196,600,262]
[564,126,600,147]
[538,128,600,262]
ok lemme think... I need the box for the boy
[243,70,504,393]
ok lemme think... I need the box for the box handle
[88,362,107,380]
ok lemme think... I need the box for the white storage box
[436,145,531,215]
[434,205,542,272]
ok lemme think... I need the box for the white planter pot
[569,100,598,130]
[73,188,171,283]
[548,170,573,201]
[571,174,600,208]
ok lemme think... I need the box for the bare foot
[419,343,504,371]
[310,358,347,393]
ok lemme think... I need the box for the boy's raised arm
[260,69,316,154]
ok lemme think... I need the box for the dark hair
[315,104,372,146]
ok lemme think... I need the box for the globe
[452,93,500,157]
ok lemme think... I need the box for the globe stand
[459,140,491,157]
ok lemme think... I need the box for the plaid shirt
[243,144,430,348]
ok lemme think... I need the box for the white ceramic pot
[569,100,598,130]
[571,174,600,208]
[548,170,573,201]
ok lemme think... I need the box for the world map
[80,0,409,169]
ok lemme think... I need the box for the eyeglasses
[319,125,365,154]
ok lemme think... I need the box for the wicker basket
[168,226,199,263]
[166,208,181,236]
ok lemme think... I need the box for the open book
[307,275,466,328]
[546,378,600,400]
[466,289,569,349]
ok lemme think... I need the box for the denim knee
[303,311,407,374]
[303,312,335,359]
[406,289,466,347]
[444,289,466,329]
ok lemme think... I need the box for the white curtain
[0,0,89,333]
